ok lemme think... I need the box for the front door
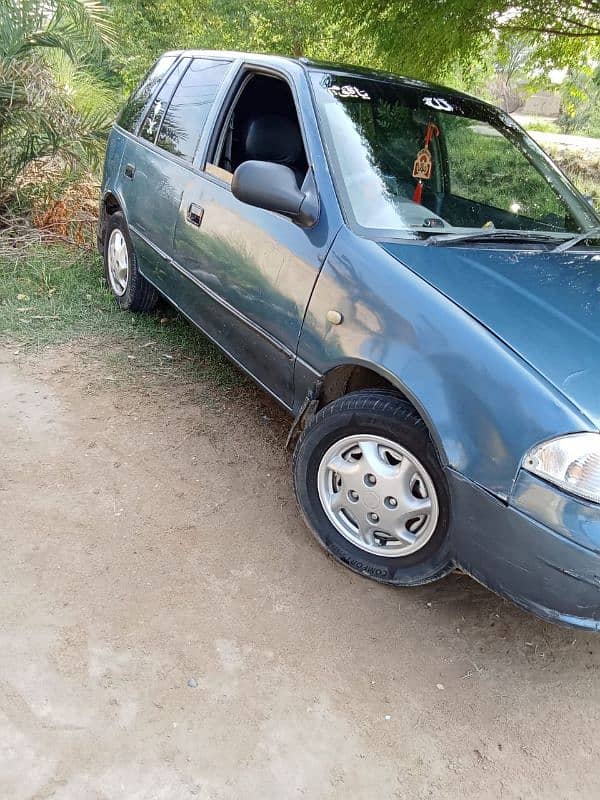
[171,69,336,407]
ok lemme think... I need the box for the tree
[107,1,599,93]
[498,1,600,40]
[336,1,600,81]
[559,65,600,136]
[489,40,534,112]
[0,0,115,206]
[108,0,376,90]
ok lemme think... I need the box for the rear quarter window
[117,55,177,134]
[156,58,232,163]
[139,58,191,143]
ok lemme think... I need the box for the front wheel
[293,391,453,586]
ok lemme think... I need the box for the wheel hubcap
[107,229,129,296]
[317,434,439,557]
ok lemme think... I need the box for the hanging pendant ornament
[413,122,440,204]
[413,148,433,181]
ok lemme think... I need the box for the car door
[117,56,234,288]
[170,64,340,407]
[117,57,191,278]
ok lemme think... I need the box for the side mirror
[231,160,319,227]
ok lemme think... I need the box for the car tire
[293,390,453,586]
[104,211,158,312]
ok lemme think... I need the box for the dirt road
[1,342,599,799]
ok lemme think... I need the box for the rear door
[117,56,233,285]
[118,57,190,276]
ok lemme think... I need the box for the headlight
[523,433,600,504]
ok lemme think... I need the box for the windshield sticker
[329,84,371,100]
[423,96,454,112]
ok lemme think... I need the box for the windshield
[309,71,600,240]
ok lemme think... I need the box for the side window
[207,73,308,188]
[117,55,177,133]
[156,58,232,162]
[139,58,190,143]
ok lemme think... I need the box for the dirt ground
[1,341,600,800]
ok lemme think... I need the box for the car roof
[162,49,489,107]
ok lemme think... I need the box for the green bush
[525,118,560,134]
[0,0,117,208]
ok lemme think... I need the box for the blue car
[98,51,600,629]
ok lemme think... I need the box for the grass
[548,146,600,207]
[524,118,560,134]
[0,244,241,387]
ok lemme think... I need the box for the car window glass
[139,58,190,143]
[206,73,308,189]
[156,58,231,162]
[444,117,565,222]
[117,55,177,133]
[310,72,596,236]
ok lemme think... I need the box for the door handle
[124,163,135,179]
[186,202,204,227]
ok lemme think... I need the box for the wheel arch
[98,189,127,253]
[316,361,449,468]
[103,191,122,216]
[295,228,594,497]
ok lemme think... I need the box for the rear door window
[139,58,191,143]
[117,55,177,133]
[156,58,232,162]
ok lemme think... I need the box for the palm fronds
[0,1,116,206]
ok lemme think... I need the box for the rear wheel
[104,211,158,312]
[293,390,453,585]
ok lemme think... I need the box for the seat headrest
[244,114,303,167]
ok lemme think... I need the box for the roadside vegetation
[0,243,238,385]
[548,147,600,206]
[0,0,117,215]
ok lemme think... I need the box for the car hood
[380,242,600,427]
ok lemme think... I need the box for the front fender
[296,228,592,498]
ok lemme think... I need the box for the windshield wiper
[426,229,565,247]
[552,226,600,253]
